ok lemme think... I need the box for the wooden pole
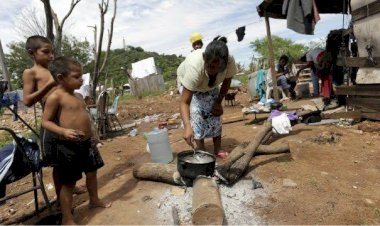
[264,12,279,101]
[0,40,12,91]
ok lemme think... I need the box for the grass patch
[0,132,13,147]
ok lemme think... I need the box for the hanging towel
[286,0,314,35]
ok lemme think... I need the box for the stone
[364,198,375,206]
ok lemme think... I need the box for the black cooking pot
[177,150,216,180]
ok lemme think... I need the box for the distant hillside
[92,46,185,86]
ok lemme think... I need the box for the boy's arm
[42,93,81,141]
[22,69,56,107]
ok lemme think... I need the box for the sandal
[216,150,229,160]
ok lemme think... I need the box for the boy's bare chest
[61,96,85,111]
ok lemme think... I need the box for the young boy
[22,36,87,205]
[42,56,111,225]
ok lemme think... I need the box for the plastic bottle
[144,128,173,163]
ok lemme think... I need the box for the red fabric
[315,51,332,98]
[320,74,332,98]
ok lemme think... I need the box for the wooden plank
[321,111,362,120]
[347,96,380,112]
[345,57,380,68]
[335,85,380,96]
[352,1,380,22]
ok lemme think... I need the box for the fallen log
[257,143,290,155]
[133,163,187,186]
[216,124,272,184]
[192,177,224,225]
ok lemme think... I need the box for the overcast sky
[0,0,350,67]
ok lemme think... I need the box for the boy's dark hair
[279,55,289,62]
[49,56,82,80]
[204,35,229,72]
[25,35,52,52]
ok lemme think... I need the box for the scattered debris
[309,131,342,144]
[128,128,138,137]
[282,178,297,188]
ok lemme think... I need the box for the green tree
[5,42,32,89]
[61,35,92,65]
[250,35,307,65]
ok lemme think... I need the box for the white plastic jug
[145,128,173,163]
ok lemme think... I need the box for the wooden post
[0,40,12,91]
[264,12,279,101]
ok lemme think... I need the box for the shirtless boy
[42,56,111,224]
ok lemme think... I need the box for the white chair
[265,69,288,100]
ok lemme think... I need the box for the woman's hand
[183,126,194,148]
[212,102,223,116]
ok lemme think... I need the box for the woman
[177,36,237,158]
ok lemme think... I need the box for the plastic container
[144,128,173,163]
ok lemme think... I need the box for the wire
[158,18,262,54]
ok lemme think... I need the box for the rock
[252,179,263,189]
[353,185,358,189]
[171,187,186,196]
[364,198,375,206]
[283,178,297,188]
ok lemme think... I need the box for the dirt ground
[1,88,380,225]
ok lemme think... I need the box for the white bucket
[145,128,173,163]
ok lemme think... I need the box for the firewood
[256,143,290,155]
[133,163,186,186]
[192,177,224,225]
[216,124,272,184]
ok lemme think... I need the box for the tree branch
[99,0,116,73]
[61,0,81,27]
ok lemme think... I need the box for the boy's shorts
[40,128,59,166]
[55,139,104,185]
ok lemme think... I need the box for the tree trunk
[133,163,186,186]
[41,0,54,43]
[192,177,224,225]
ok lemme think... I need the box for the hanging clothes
[286,0,314,35]
[235,26,245,42]
[255,69,266,101]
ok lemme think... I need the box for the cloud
[1,0,347,67]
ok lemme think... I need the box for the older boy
[22,36,87,204]
[42,56,111,225]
